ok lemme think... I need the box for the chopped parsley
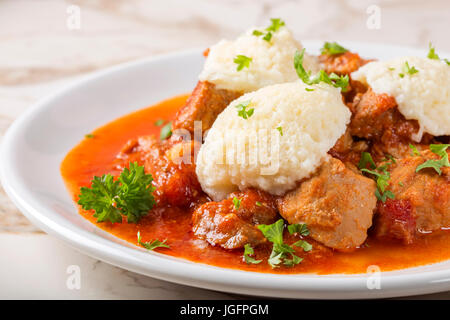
[399,61,419,78]
[320,41,348,55]
[252,18,285,42]
[160,122,172,140]
[305,87,315,92]
[78,162,156,223]
[293,240,312,252]
[426,42,450,65]
[398,181,404,187]
[234,54,252,71]
[137,231,169,250]
[276,126,283,136]
[359,152,395,203]
[294,49,349,92]
[154,119,165,126]
[255,201,262,207]
[243,244,262,264]
[416,144,450,175]
[287,223,309,236]
[266,18,285,32]
[85,133,95,139]
[409,143,421,156]
[257,219,311,268]
[427,42,440,60]
[233,197,241,210]
[235,100,254,119]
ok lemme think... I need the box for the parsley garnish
[427,43,450,65]
[293,240,312,252]
[320,41,348,55]
[233,197,241,210]
[243,244,262,264]
[428,42,440,60]
[359,152,395,203]
[287,223,309,236]
[252,18,285,42]
[294,49,349,92]
[409,143,421,156]
[137,231,169,250]
[85,133,94,139]
[234,55,252,71]
[235,100,254,119]
[399,61,419,78]
[276,126,283,136]
[160,122,172,140]
[255,201,262,207]
[416,144,450,175]
[78,162,156,223]
[154,119,165,126]
[266,18,285,32]
[258,219,311,268]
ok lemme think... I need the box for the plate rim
[2,43,450,299]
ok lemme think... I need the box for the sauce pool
[61,94,450,274]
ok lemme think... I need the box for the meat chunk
[374,150,450,243]
[328,128,369,166]
[277,157,377,250]
[192,189,278,249]
[319,51,369,76]
[118,135,205,208]
[348,87,430,159]
[172,81,242,134]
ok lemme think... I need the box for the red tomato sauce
[61,94,450,274]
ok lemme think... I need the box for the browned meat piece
[118,135,205,208]
[192,189,278,249]
[328,128,369,166]
[277,157,377,250]
[172,81,242,134]
[348,87,434,159]
[374,150,450,243]
[319,51,369,76]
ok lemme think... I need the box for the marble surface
[1,0,449,299]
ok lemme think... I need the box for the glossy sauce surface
[61,94,450,274]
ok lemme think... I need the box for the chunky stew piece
[192,189,278,249]
[374,150,450,243]
[319,51,368,76]
[172,81,242,134]
[119,135,205,208]
[278,157,377,250]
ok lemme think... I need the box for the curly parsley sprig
[416,144,450,175]
[137,231,169,250]
[78,162,156,223]
[358,152,395,203]
[257,219,311,268]
[294,49,349,92]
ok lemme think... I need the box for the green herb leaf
[78,162,156,223]
[258,219,310,268]
[154,119,165,126]
[235,100,254,119]
[276,126,283,136]
[85,133,95,139]
[358,152,376,170]
[252,30,264,36]
[409,144,421,156]
[321,41,348,55]
[294,49,349,92]
[234,54,252,71]
[293,240,313,252]
[416,144,450,175]
[233,197,241,210]
[266,18,285,32]
[262,32,272,42]
[287,223,309,236]
[243,244,262,264]
[427,42,440,60]
[160,122,172,140]
[137,231,170,250]
[255,201,262,207]
[399,61,419,78]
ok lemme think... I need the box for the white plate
[2,41,450,299]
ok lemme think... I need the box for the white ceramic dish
[2,41,450,299]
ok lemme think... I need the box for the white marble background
[0,0,449,299]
